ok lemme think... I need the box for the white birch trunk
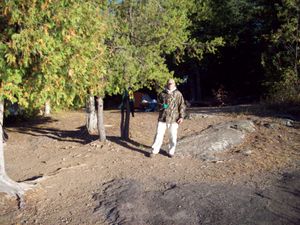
[86,96,98,134]
[0,101,32,203]
[44,100,51,116]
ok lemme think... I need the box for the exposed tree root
[0,175,34,209]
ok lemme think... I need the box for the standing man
[150,79,185,158]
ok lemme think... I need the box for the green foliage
[262,0,300,104]
[0,0,108,114]
[0,0,229,116]
[189,0,256,46]
[105,0,204,94]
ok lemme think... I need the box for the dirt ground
[0,106,299,225]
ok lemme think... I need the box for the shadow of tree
[106,137,171,158]
[9,119,185,159]
[5,116,59,127]
[107,136,150,157]
[10,122,152,157]
[10,125,96,144]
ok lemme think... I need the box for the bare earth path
[0,107,299,225]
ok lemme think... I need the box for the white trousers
[151,122,179,156]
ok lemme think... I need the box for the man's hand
[177,118,183,124]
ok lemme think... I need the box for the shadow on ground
[106,136,150,156]
[8,121,151,157]
[10,125,93,144]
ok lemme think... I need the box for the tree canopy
[0,0,108,114]
[0,0,298,113]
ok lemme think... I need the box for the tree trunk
[86,95,98,134]
[295,12,299,77]
[120,95,130,140]
[120,101,125,138]
[0,101,5,176]
[189,72,196,102]
[124,97,130,140]
[44,100,51,116]
[96,96,106,142]
[196,74,201,102]
[0,101,32,202]
[192,63,202,102]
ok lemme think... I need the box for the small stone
[267,122,280,129]
[242,150,252,156]
[211,160,223,163]
[285,120,294,127]
[263,123,273,128]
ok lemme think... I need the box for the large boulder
[176,120,255,159]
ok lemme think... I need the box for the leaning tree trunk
[0,101,32,204]
[86,95,98,134]
[44,100,51,116]
[96,96,106,142]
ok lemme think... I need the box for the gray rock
[93,173,300,225]
[231,120,256,132]
[187,113,216,120]
[263,123,278,129]
[175,120,255,159]
[281,119,294,127]
[242,149,253,156]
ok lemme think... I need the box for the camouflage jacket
[157,88,185,123]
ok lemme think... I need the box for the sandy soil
[0,106,299,225]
